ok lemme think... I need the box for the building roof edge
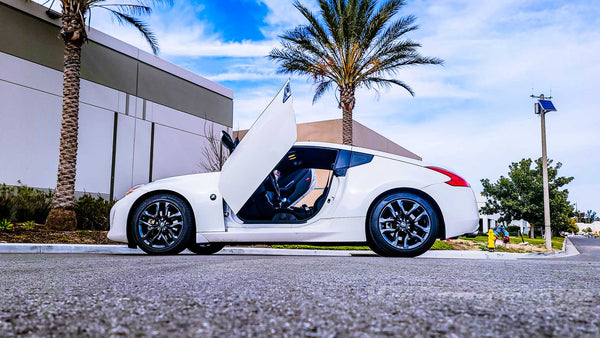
[0,0,233,99]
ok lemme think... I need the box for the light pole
[531,94,556,250]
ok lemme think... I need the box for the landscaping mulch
[0,223,118,245]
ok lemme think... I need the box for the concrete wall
[0,0,232,200]
[0,0,233,126]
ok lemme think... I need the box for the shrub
[12,183,52,223]
[507,225,520,233]
[0,219,13,231]
[0,183,114,230]
[0,184,13,221]
[75,194,115,231]
[21,220,36,230]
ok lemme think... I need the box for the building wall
[0,0,233,200]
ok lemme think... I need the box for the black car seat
[279,168,314,208]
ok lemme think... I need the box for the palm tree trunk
[46,14,86,230]
[340,86,355,145]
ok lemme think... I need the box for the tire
[366,192,439,257]
[131,193,194,255]
[188,243,225,255]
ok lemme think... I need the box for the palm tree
[42,0,171,230]
[269,0,442,145]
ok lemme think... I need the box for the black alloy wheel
[131,193,194,255]
[367,192,439,257]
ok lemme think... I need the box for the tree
[269,0,442,145]
[43,0,171,230]
[200,122,229,173]
[480,158,574,236]
[568,219,579,234]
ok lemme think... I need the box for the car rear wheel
[131,194,194,255]
[188,243,225,255]
[367,192,439,257]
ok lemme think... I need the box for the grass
[430,240,454,250]
[270,239,456,251]
[459,235,564,251]
[268,236,565,253]
[77,230,91,237]
[269,245,370,251]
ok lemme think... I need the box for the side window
[333,150,374,176]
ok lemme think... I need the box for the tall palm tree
[269,0,442,145]
[43,0,170,230]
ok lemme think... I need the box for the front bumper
[107,189,147,244]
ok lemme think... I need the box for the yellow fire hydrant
[487,228,496,252]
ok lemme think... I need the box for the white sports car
[108,82,478,257]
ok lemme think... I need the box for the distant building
[476,193,530,234]
[0,0,233,200]
[576,221,600,234]
[235,118,422,161]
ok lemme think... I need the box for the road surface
[1,239,599,336]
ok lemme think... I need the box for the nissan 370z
[108,82,479,257]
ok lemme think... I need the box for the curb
[0,243,144,254]
[519,236,580,259]
[0,242,579,259]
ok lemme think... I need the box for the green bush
[0,183,114,231]
[0,184,13,221]
[75,194,115,231]
[21,220,36,230]
[507,225,520,233]
[0,219,13,231]
[0,183,52,223]
[12,183,52,223]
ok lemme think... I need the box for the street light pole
[540,107,552,250]
[531,93,556,250]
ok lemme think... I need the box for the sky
[41,0,600,211]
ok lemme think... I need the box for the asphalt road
[563,236,600,262]
[1,240,599,337]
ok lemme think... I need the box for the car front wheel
[131,193,194,255]
[367,192,439,257]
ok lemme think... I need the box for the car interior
[221,131,340,223]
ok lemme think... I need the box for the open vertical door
[219,82,297,213]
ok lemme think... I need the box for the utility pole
[531,94,556,250]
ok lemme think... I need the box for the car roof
[294,141,427,167]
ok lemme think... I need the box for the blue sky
[42,0,600,211]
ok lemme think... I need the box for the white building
[476,193,530,234]
[0,0,233,200]
[576,221,600,234]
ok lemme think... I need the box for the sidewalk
[0,237,579,259]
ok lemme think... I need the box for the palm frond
[130,0,173,8]
[269,0,443,104]
[313,80,334,103]
[93,4,152,16]
[105,8,159,54]
[364,77,414,96]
